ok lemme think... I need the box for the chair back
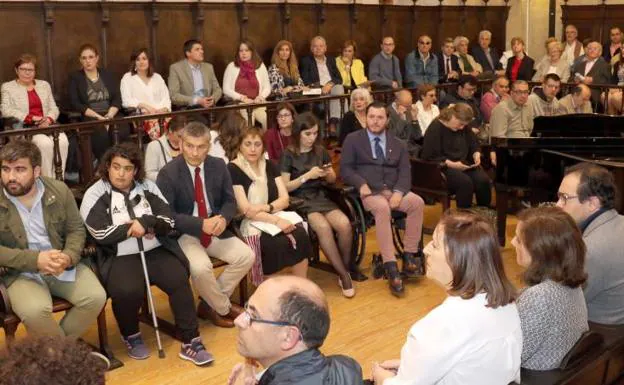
[559,331,604,370]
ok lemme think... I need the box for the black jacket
[299,55,343,86]
[68,68,121,115]
[258,349,362,385]
[471,45,503,72]
[156,155,236,239]
[505,55,535,81]
[439,91,482,129]
[437,53,462,83]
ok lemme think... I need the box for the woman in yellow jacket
[336,40,368,90]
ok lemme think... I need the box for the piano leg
[496,187,509,246]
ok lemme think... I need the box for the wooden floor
[0,203,524,385]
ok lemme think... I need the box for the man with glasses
[480,75,510,123]
[557,163,624,325]
[369,36,403,90]
[572,41,612,105]
[490,80,534,138]
[527,73,562,117]
[405,35,439,87]
[439,75,482,133]
[228,276,362,385]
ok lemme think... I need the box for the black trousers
[444,167,491,208]
[106,247,199,343]
[91,124,131,163]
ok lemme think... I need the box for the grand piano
[492,114,624,245]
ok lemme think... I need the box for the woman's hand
[254,96,265,103]
[276,218,295,234]
[306,166,326,180]
[245,203,267,218]
[445,159,471,171]
[240,96,253,104]
[281,86,294,95]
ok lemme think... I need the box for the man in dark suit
[572,41,613,105]
[471,30,504,75]
[603,26,623,63]
[156,122,254,328]
[437,38,462,83]
[340,101,425,297]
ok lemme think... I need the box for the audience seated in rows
[168,39,222,109]
[557,163,624,325]
[223,39,271,130]
[1,54,68,178]
[268,40,306,97]
[229,127,312,284]
[421,103,491,209]
[454,36,483,77]
[371,212,521,385]
[0,140,106,337]
[534,38,571,83]
[490,80,534,138]
[0,336,109,384]
[69,44,129,162]
[559,83,592,114]
[156,122,254,329]
[336,40,368,90]
[264,102,296,162]
[604,26,622,63]
[480,75,510,123]
[439,75,482,134]
[120,47,172,140]
[145,114,186,181]
[280,113,354,297]
[513,206,589,370]
[80,143,212,365]
[405,35,438,88]
[228,276,362,385]
[341,101,425,297]
[437,38,461,84]
[388,89,422,157]
[414,83,440,134]
[572,41,611,104]
[563,24,585,68]
[368,37,403,90]
[339,87,372,146]
[471,30,505,76]
[528,73,562,117]
[506,37,535,82]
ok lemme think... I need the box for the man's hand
[203,215,226,236]
[198,97,214,108]
[583,76,593,85]
[126,219,146,238]
[490,151,497,167]
[321,83,333,95]
[54,252,72,270]
[389,192,402,210]
[37,250,64,275]
[227,362,258,385]
[448,70,459,79]
[359,184,372,198]
[391,81,399,89]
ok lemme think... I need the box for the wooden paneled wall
[562,4,624,45]
[0,2,509,107]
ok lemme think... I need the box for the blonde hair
[545,37,563,53]
[271,40,301,84]
[511,36,525,46]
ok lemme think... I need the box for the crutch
[125,194,165,359]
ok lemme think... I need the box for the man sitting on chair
[157,121,254,328]
[340,101,425,297]
[0,140,106,338]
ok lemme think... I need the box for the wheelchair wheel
[344,195,367,267]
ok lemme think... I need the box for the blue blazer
[156,155,237,239]
[299,55,343,86]
[471,46,503,72]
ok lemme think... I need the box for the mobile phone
[321,163,332,169]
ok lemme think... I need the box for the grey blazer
[583,209,624,325]
[168,59,223,107]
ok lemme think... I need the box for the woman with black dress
[421,103,491,209]
[338,87,372,145]
[228,127,312,284]
[281,112,355,297]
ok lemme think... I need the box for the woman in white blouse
[120,48,171,138]
[223,40,271,131]
[415,84,440,135]
[532,38,571,83]
[372,212,522,385]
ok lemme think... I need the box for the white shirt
[120,72,171,111]
[584,58,598,76]
[186,161,212,217]
[315,56,332,85]
[385,293,522,385]
[209,130,228,164]
[415,101,440,135]
[564,41,584,67]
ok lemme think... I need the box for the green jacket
[0,177,85,287]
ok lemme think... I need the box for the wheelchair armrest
[288,196,305,210]
[411,158,448,192]
[0,270,13,316]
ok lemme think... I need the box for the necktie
[194,167,212,248]
[446,58,450,75]
[374,137,385,163]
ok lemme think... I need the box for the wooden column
[100,0,110,67]
[43,1,55,91]
[281,0,291,40]
[411,0,418,45]
[560,0,569,40]
[239,0,248,40]
[150,0,159,68]
[317,0,325,36]
[380,3,387,41]
[350,0,358,40]
[194,0,205,40]
[460,0,468,36]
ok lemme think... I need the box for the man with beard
[0,140,106,337]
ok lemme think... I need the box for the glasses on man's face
[557,192,579,205]
[240,303,295,329]
[277,113,292,119]
[419,41,432,45]
[18,67,35,73]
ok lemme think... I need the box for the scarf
[460,54,474,73]
[231,152,268,237]
[240,60,259,84]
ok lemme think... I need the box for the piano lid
[532,114,624,138]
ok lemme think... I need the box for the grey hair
[479,30,492,39]
[454,36,469,49]
[349,88,373,112]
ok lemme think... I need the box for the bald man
[572,41,612,104]
[228,276,362,385]
[558,84,593,114]
[388,90,422,157]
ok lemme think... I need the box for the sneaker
[179,337,214,366]
[122,333,150,360]
[89,351,111,370]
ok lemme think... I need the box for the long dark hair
[288,112,323,157]
[234,39,263,69]
[216,111,247,161]
[129,47,154,77]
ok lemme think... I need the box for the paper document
[250,211,304,236]
[303,88,322,96]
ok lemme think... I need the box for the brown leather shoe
[227,303,245,319]
[197,300,235,328]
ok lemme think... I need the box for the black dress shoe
[402,251,425,278]
[349,267,368,282]
[383,261,405,297]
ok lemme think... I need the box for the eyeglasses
[240,303,296,329]
[557,192,579,205]
[18,67,35,73]
[277,113,292,119]
[418,41,432,45]
[512,90,530,95]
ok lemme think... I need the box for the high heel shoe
[338,276,355,298]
